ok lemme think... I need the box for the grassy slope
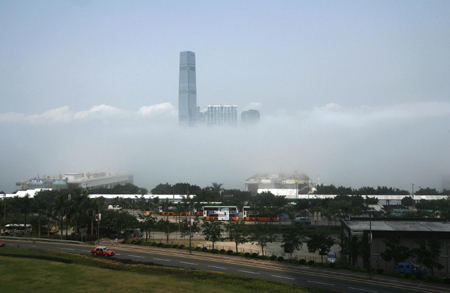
[0,248,331,293]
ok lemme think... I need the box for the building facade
[241,109,260,125]
[206,104,237,126]
[15,172,133,191]
[244,172,314,198]
[178,51,197,126]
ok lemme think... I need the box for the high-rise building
[178,51,197,126]
[206,104,237,126]
[241,109,260,125]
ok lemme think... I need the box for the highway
[2,239,449,293]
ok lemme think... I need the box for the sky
[1,0,450,193]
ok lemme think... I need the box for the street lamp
[2,192,6,235]
[411,183,415,209]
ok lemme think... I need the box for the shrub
[227,250,233,255]
[156,243,163,247]
[443,278,450,284]
[201,247,208,252]
[172,244,178,248]
[377,269,385,274]
[219,249,226,254]
[329,263,335,268]
[195,247,202,251]
[307,260,314,265]
[151,242,157,246]
[162,244,171,248]
[251,253,259,258]
[211,249,219,254]
[233,252,241,256]
[244,252,251,258]
[178,245,185,249]
[269,255,277,261]
[258,255,270,260]
[277,256,284,262]
[404,273,411,279]
[299,259,306,264]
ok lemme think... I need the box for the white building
[206,104,237,126]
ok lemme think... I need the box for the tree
[139,213,156,242]
[249,223,275,256]
[380,235,413,267]
[13,195,34,237]
[413,238,444,276]
[201,218,223,249]
[225,221,248,253]
[281,227,305,259]
[53,195,66,240]
[34,198,47,238]
[306,233,335,263]
[401,196,414,207]
[156,219,177,244]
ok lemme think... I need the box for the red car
[91,246,115,257]
[0,241,5,247]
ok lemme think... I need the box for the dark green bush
[299,259,306,264]
[178,245,185,249]
[377,269,385,274]
[219,249,226,254]
[329,263,335,268]
[227,250,233,255]
[201,247,208,252]
[156,243,163,247]
[244,252,251,258]
[269,255,277,261]
[172,244,178,248]
[162,244,171,248]
[151,242,157,246]
[211,249,219,254]
[251,253,258,258]
[195,247,202,251]
[277,256,284,261]
[443,278,450,284]
[307,260,314,265]
[258,255,270,260]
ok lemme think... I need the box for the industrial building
[244,172,314,199]
[15,172,133,191]
[341,217,450,275]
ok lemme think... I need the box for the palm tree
[14,195,34,237]
[53,195,66,240]
[34,198,47,237]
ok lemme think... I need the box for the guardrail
[0,236,84,245]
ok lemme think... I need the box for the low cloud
[138,102,176,116]
[74,104,125,120]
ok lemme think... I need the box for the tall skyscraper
[178,51,197,126]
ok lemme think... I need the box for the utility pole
[411,183,415,209]
[368,211,372,280]
[2,193,6,235]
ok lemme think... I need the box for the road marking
[348,288,378,293]
[308,281,335,286]
[153,258,171,262]
[239,270,259,274]
[128,254,144,258]
[208,265,227,270]
[180,261,198,265]
[271,275,295,280]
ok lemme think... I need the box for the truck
[397,263,427,275]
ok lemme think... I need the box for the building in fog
[244,172,314,199]
[241,109,260,125]
[15,172,133,190]
[206,104,237,126]
[178,51,197,127]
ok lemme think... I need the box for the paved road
[1,239,449,293]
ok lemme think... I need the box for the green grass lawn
[0,247,331,293]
